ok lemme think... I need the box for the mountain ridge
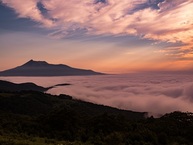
[0,80,54,92]
[0,60,104,76]
[0,80,72,92]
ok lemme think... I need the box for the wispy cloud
[1,0,53,27]
[1,0,193,59]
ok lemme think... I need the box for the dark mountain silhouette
[0,80,72,92]
[0,80,50,92]
[0,59,104,76]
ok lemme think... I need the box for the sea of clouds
[1,73,193,116]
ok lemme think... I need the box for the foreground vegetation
[0,91,193,145]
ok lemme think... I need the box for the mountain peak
[28,59,35,63]
[23,59,49,66]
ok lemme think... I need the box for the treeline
[0,91,193,145]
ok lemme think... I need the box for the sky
[0,0,193,73]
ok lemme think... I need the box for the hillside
[0,90,193,145]
[0,80,51,92]
[0,60,104,76]
[0,91,145,118]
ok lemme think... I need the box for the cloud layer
[1,1,193,41]
[2,73,193,117]
[47,74,193,116]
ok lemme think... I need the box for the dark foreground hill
[0,80,71,92]
[0,59,104,76]
[0,90,146,144]
[0,91,193,145]
[0,80,50,92]
[0,91,145,118]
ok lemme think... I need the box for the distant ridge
[0,80,71,92]
[0,80,49,92]
[0,60,104,76]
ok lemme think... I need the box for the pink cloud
[1,0,53,27]
[1,0,193,57]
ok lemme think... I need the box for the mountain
[0,59,104,76]
[0,80,51,92]
[0,80,72,92]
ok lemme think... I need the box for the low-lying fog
[1,73,193,116]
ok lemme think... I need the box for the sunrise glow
[0,0,193,73]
